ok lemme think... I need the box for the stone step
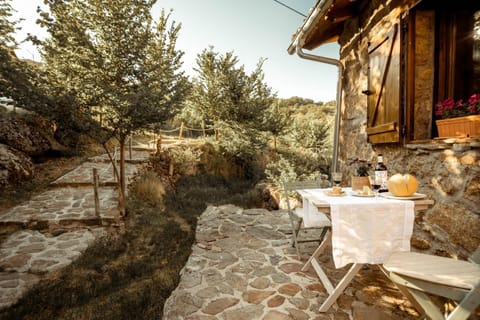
[0,187,121,226]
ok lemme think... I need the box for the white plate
[379,192,427,200]
[324,190,346,197]
[351,192,375,197]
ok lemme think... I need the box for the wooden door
[366,24,401,144]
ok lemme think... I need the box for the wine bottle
[375,154,388,193]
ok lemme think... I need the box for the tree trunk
[102,143,125,216]
[118,137,126,216]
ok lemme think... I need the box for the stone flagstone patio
[162,205,418,320]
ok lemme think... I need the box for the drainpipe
[288,0,343,172]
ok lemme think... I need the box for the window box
[435,115,480,138]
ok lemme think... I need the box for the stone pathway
[163,205,419,320]
[0,148,152,310]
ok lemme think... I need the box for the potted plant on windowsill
[347,158,371,191]
[435,94,480,138]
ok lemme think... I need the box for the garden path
[0,148,152,310]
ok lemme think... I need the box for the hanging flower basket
[436,115,480,138]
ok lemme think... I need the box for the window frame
[404,1,480,142]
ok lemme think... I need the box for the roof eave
[288,0,358,53]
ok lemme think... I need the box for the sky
[10,0,340,103]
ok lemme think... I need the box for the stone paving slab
[51,161,142,186]
[88,150,153,163]
[0,186,120,225]
[0,227,107,310]
[0,229,103,273]
[0,272,39,310]
[163,205,418,320]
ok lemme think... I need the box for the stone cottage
[288,0,479,257]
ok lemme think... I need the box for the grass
[0,172,262,320]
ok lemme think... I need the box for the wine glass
[332,172,342,187]
[370,175,381,198]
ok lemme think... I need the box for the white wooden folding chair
[383,247,480,320]
[282,179,331,257]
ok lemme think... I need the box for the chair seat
[384,251,480,290]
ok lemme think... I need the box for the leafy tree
[262,100,291,152]
[0,0,48,112]
[37,0,190,215]
[290,118,330,151]
[0,0,19,100]
[190,47,274,139]
[189,47,274,176]
[265,100,334,188]
[0,0,16,47]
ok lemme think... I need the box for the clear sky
[10,0,340,102]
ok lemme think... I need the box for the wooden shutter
[366,24,401,144]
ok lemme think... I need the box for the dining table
[297,187,434,312]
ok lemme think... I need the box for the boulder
[0,143,34,187]
[0,114,58,157]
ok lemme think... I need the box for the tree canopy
[188,47,275,164]
[190,47,274,131]
[0,0,47,111]
[36,0,190,140]
[34,0,190,214]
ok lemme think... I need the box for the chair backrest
[282,180,325,212]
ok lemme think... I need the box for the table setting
[296,172,434,312]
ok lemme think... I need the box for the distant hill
[277,96,336,120]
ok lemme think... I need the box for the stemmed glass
[332,172,342,187]
[369,175,381,198]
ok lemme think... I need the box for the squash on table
[387,173,419,197]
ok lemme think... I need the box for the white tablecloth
[300,188,415,268]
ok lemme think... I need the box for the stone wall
[335,0,480,257]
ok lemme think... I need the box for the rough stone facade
[335,0,479,257]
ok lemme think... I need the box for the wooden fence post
[93,168,100,217]
[169,162,174,177]
[156,134,162,152]
[113,147,118,182]
[178,122,184,140]
[129,134,132,160]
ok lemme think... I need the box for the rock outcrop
[0,112,65,187]
[0,144,34,187]
[0,115,52,157]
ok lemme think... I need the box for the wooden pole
[169,162,174,177]
[129,134,132,160]
[156,134,162,152]
[178,122,184,140]
[93,168,100,217]
[113,147,118,182]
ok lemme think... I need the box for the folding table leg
[318,263,363,312]
[302,232,364,312]
[302,231,331,272]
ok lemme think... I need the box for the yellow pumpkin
[387,173,419,197]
